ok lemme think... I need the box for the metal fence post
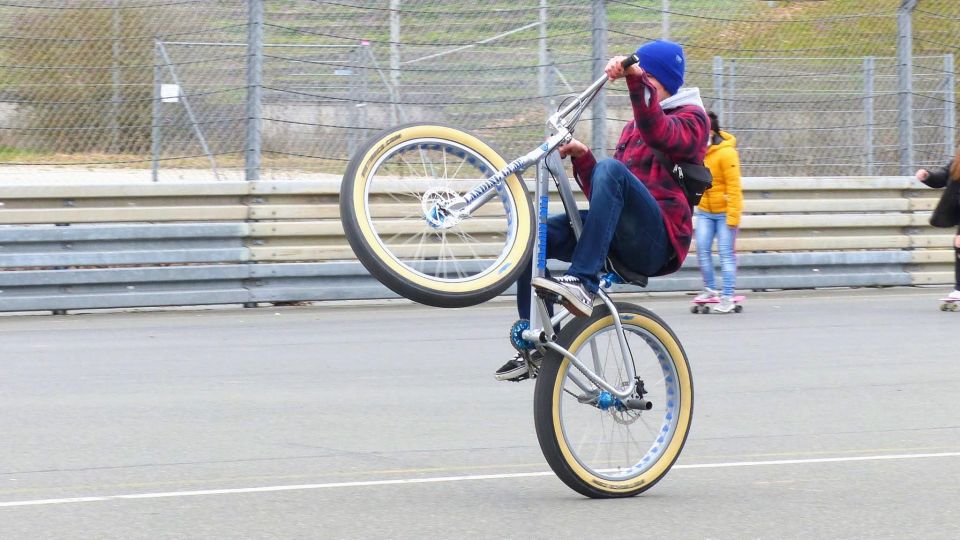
[348,46,359,159]
[359,45,369,148]
[662,0,670,40]
[897,0,916,175]
[712,56,724,126]
[864,56,875,176]
[945,53,955,160]
[110,0,121,154]
[246,0,264,182]
[728,59,736,130]
[539,0,551,124]
[591,0,607,158]
[389,0,401,125]
[152,41,162,182]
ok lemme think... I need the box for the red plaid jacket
[571,72,709,275]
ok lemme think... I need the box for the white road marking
[1,451,958,508]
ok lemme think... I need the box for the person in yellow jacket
[693,111,743,313]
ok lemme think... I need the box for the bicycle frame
[438,60,643,400]
[524,152,640,400]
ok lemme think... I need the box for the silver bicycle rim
[362,138,521,283]
[558,324,683,482]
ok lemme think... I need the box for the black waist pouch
[651,148,713,207]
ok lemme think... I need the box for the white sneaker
[693,287,719,302]
[947,290,960,300]
[713,296,736,313]
[532,274,595,317]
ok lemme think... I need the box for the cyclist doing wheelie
[496,39,710,382]
[340,41,698,498]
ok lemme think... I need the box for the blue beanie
[636,40,685,96]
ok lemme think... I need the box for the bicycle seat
[604,255,649,288]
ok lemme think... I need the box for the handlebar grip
[620,54,639,69]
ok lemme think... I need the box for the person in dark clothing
[915,157,960,300]
[496,40,709,382]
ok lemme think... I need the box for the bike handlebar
[550,53,641,135]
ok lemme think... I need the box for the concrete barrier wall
[0,176,952,312]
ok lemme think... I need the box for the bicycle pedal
[535,290,564,304]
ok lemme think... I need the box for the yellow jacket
[698,130,743,227]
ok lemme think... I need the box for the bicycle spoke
[604,409,617,467]
[637,415,658,439]
[451,229,483,260]
[452,257,467,279]
[579,410,601,464]
[602,334,618,386]
[442,147,448,180]
[623,422,646,462]
[438,230,448,279]
[419,146,436,179]
[399,155,425,180]
[450,153,467,180]
[410,230,429,264]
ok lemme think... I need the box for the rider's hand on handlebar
[605,56,643,81]
[558,139,589,160]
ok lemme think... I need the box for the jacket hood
[659,86,704,111]
[707,130,736,155]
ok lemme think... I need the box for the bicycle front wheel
[340,123,534,308]
[533,302,694,498]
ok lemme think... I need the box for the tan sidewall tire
[340,123,533,308]
[533,303,693,498]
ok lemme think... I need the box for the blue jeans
[695,210,737,297]
[516,159,671,319]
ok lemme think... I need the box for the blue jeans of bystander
[694,210,737,297]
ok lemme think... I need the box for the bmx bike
[339,55,693,498]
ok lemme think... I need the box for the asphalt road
[1,288,958,539]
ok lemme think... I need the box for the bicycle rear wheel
[340,123,534,308]
[533,302,693,498]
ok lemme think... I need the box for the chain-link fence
[0,0,248,180]
[1,0,959,180]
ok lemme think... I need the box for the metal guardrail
[0,177,953,313]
